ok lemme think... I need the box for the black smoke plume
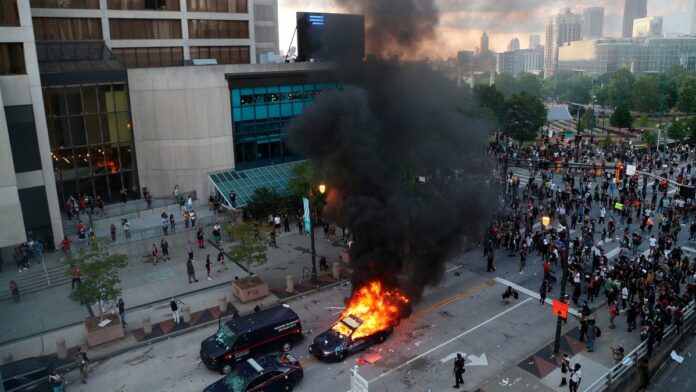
[287,62,495,301]
[341,0,439,57]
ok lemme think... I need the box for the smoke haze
[287,61,495,300]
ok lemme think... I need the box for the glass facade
[187,0,247,13]
[189,46,249,64]
[109,18,182,40]
[30,0,100,9]
[231,82,341,169]
[43,83,137,203]
[188,19,249,39]
[0,43,25,75]
[33,17,103,40]
[112,47,184,68]
[0,1,20,26]
[107,0,180,11]
[558,37,696,76]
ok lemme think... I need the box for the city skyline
[278,0,693,58]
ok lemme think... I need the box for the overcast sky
[278,0,694,58]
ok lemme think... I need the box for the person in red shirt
[60,236,71,254]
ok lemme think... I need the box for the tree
[687,116,696,143]
[668,118,687,141]
[610,104,632,130]
[560,75,593,104]
[286,162,326,212]
[677,76,696,114]
[473,84,506,123]
[226,221,268,284]
[247,186,288,220]
[608,69,635,108]
[501,92,547,145]
[633,75,660,113]
[516,72,543,98]
[638,113,649,127]
[64,240,128,318]
[582,108,596,131]
[493,73,517,97]
[643,130,657,147]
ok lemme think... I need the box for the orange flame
[332,281,409,339]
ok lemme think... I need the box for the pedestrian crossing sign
[552,299,569,319]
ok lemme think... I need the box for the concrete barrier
[56,339,67,359]
[182,305,191,323]
[286,274,294,293]
[218,296,228,313]
[143,316,152,335]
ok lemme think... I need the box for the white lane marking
[446,265,462,273]
[466,353,488,366]
[494,277,580,317]
[367,298,533,384]
[440,352,459,363]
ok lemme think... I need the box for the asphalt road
[649,333,696,392]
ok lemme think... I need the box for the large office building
[507,38,520,52]
[581,7,604,39]
[0,0,303,252]
[632,16,662,38]
[496,47,544,76]
[28,0,279,66]
[529,34,540,49]
[544,8,582,78]
[557,36,696,76]
[692,0,696,35]
[622,0,648,38]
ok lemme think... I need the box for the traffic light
[595,165,601,177]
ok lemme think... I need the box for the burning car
[309,281,409,362]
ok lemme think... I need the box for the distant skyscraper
[582,7,604,38]
[691,1,696,35]
[622,0,648,38]
[507,38,520,51]
[529,34,541,49]
[544,8,582,78]
[480,32,489,53]
[632,16,663,37]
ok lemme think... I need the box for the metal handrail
[70,213,227,247]
[63,190,197,234]
[583,300,696,392]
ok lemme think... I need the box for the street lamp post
[553,244,569,356]
[308,183,326,284]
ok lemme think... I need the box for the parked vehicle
[309,314,392,362]
[203,354,303,392]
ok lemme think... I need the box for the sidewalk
[0,224,345,349]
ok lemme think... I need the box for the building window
[30,0,100,9]
[0,1,20,26]
[44,83,138,203]
[33,18,103,40]
[0,43,25,75]
[112,47,184,68]
[188,20,249,39]
[187,0,247,13]
[109,19,182,39]
[190,46,250,64]
[107,0,180,11]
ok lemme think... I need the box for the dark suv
[203,354,303,392]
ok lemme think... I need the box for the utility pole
[552,238,569,356]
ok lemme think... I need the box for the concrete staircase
[0,261,72,303]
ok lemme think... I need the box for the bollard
[56,339,67,359]
[182,305,191,323]
[1,353,13,364]
[219,296,228,313]
[286,274,294,293]
[143,316,152,335]
[332,261,341,280]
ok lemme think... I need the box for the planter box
[232,276,269,303]
[85,314,124,347]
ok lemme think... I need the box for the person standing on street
[76,347,90,384]
[485,248,495,272]
[70,264,82,290]
[9,280,20,303]
[118,298,127,328]
[453,353,465,388]
[151,243,159,265]
[186,241,194,260]
[569,363,582,392]
[187,257,198,283]
[269,229,278,248]
[197,228,205,249]
[110,223,117,242]
[539,280,548,305]
[122,219,131,239]
[160,238,169,260]
[169,213,176,233]
[217,251,227,272]
[170,297,181,323]
[559,353,570,387]
[205,255,212,280]
[190,210,197,227]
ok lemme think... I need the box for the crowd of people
[487,133,695,389]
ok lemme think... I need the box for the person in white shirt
[569,363,582,392]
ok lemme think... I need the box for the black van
[200,304,303,374]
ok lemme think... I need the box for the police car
[203,354,303,392]
[308,314,392,362]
